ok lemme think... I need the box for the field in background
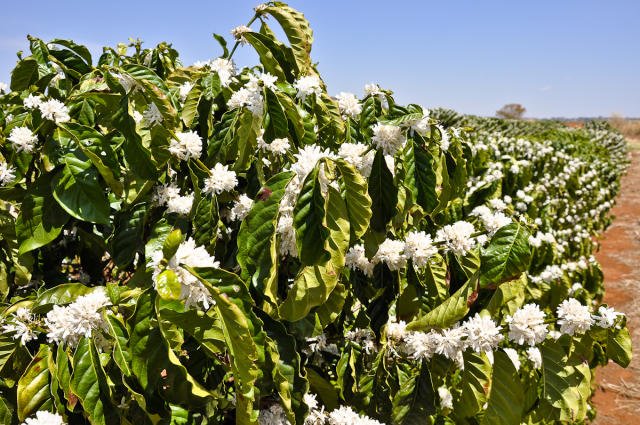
[609,115,640,144]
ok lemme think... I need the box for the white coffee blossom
[489,198,507,211]
[23,94,42,109]
[556,298,593,335]
[436,221,476,255]
[230,194,253,221]
[231,25,252,44]
[463,314,503,354]
[166,194,194,215]
[405,330,439,361]
[203,163,238,195]
[345,244,374,277]
[503,347,521,371]
[150,238,219,309]
[403,231,437,267]
[277,214,297,257]
[371,123,405,156]
[248,72,278,90]
[328,406,383,425]
[132,110,143,123]
[437,125,450,151]
[178,81,194,102]
[0,162,16,186]
[338,143,374,177]
[593,306,621,328]
[434,325,467,366]
[154,183,181,206]
[45,288,112,347]
[169,130,203,160]
[345,328,377,354]
[306,333,339,356]
[2,308,38,345]
[438,386,453,410]
[506,303,548,346]
[8,126,38,153]
[364,83,382,97]
[290,145,335,183]
[372,238,407,271]
[335,92,362,118]
[258,403,289,425]
[410,113,431,136]
[143,103,163,126]
[294,75,322,101]
[303,393,326,425]
[210,58,236,87]
[526,346,542,369]
[386,320,408,343]
[22,411,66,425]
[227,86,263,115]
[38,99,70,123]
[471,207,511,236]
[258,130,290,155]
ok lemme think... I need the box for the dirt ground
[592,140,640,423]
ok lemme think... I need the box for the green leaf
[0,395,13,424]
[10,58,40,91]
[485,274,526,317]
[542,338,589,422]
[110,203,146,268]
[17,345,53,421]
[392,361,436,424]
[162,228,183,261]
[258,311,309,424]
[156,298,226,358]
[187,268,260,424]
[263,2,314,74]
[335,159,372,241]
[155,269,182,301]
[105,315,132,377]
[265,88,289,138]
[607,324,632,367]
[244,33,289,82]
[128,290,211,408]
[71,338,119,425]
[58,123,123,196]
[480,222,532,287]
[181,80,203,127]
[455,352,492,418]
[31,283,94,314]
[52,153,110,224]
[280,186,349,321]
[406,281,474,331]
[233,109,262,171]
[294,165,329,265]
[368,149,398,231]
[237,172,294,305]
[405,141,438,214]
[192,195,218,249]
[480,350,524,425]
[15,172,69,255]
[110,94,157,180]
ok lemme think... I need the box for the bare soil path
[592,140,640,423]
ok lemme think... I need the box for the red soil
[592,146,640,423]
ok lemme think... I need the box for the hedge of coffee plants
[0,2,632,424]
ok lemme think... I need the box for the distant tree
[496,103,526,119]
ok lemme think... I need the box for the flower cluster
[45,289,112,347]
[150,238,219,309]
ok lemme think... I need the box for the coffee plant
[0,2,632,424]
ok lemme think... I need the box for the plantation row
[0,2,631,425]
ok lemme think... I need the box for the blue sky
[1,1,638,118]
